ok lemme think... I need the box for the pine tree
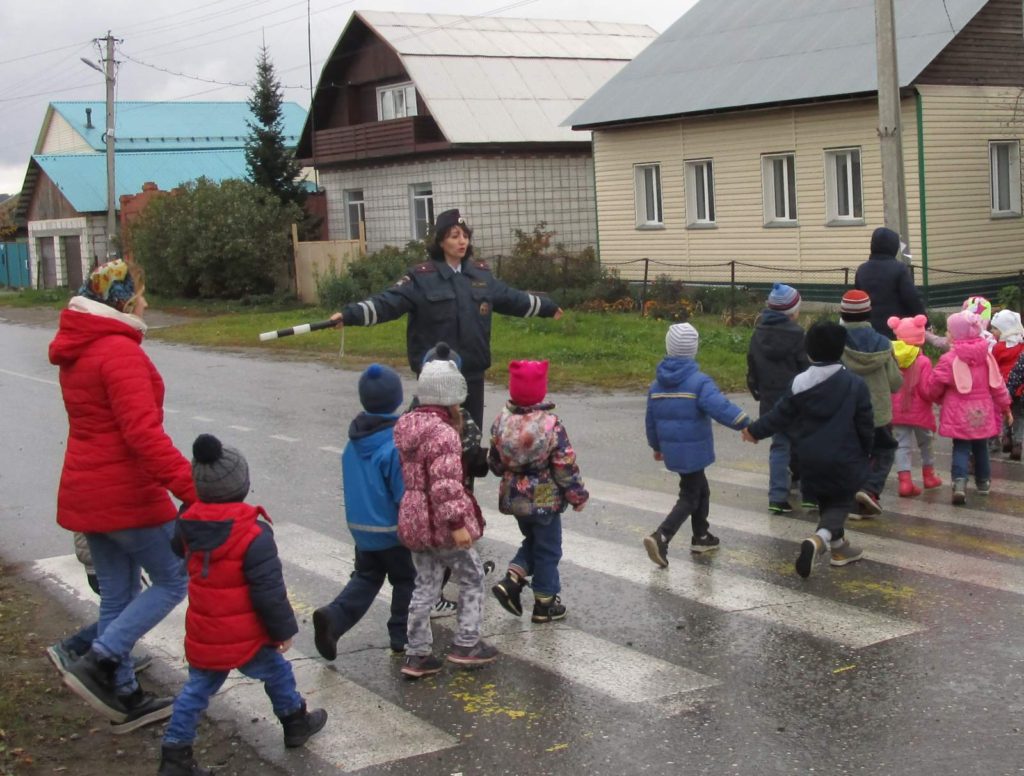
[245,46,305,209]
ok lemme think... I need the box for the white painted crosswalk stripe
[588,477,1024,598]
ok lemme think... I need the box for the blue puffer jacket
[646,357,751,474]
[341,413,405,551]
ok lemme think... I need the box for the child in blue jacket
[644,323,751,567]
[313,364,413,659]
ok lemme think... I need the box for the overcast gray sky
[0,0,698,198]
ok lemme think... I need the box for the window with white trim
[990,140,1021,216]
[377,83,417,121]
[634,164,663,227]
[762,153,797,224]
[824,148,863,223]
[685,159,715,225]
[344,190,365,241]
[410,183,434,239]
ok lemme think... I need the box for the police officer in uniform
[331,209,562,427]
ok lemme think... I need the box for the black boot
[281,702,328,748]
[111,686,174,734]
[63,648,127,722]
[158,744,211,775]
[491,571,525,617]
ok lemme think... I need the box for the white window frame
[685,159,716,226]
[989,140,1022,217]
[344,189,365,241]
[377,82,417,121]
[762,153,798,225]
[409,182,434,240]
[824,147,864,224]
[634,163,663,227]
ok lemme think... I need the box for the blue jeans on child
[85,521,187,694]
[768,433,794,503]
[508,515,563,597]
[162,646,303,746]
[951,438,991,482]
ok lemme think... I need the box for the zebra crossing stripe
[29,554,458,772]
[586,477,1024,598]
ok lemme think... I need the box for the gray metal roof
[566,0,989,129]
[355,10,658,143]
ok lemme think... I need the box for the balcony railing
[311,115,449,164]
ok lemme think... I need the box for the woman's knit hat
[509,360,549,406]
[358,364,403,415]
[840,289,872,321]
[992,309,1024,347]
[192,434,250,503]
[946,311,982,342]
[77,259,137,312]
[666,322,699,357]
[417,359,467,407]
[766,283,801,314]
[887,314,927,346]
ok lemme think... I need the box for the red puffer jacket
[48,299,195,533]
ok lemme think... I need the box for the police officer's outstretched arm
[330,274,418,328]
[487,271,563,320]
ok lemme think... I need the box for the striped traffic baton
[258,318,338,341]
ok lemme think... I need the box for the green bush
[315,242,426,310]
[496,223,601,296]
[128,177,302,298]
[998,283,1023,312]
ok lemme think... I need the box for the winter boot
[531,594,567,623]
[491,571,526,617]
[281,702,328,749]
[952,477,967,506]
[897,471,922,498]
[1012,443,1022,462]
[158,744,211,776]
[922,465,943,489]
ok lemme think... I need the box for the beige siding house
[568,0,1024,302]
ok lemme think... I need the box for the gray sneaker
[48,642,151,676]
[952,477,967,505]
[446,640,499,667]
[795,535,826,579]
[976,479,991,495]
[829,539,864,567]
[400,653,444,678]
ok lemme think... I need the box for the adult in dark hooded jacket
[744,322,874,578]
[854,226,927,338]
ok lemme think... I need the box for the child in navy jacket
[313,364,413,659]
[644,323,751,567]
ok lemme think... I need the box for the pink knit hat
[509,360,549,406]
[887,314,927,346]
[946,311,982,342]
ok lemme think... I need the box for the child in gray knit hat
[643,323,751,567]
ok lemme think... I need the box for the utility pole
[83,33,119,258]
[874,0,911,263]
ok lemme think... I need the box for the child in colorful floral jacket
[489,360,589,624]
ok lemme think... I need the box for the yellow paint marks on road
[546,743,569,752]
[288,594,314,617]
[896,524,1024,560]
[832,664,856,675]
[448,675,538,722]
[835,579,916,604]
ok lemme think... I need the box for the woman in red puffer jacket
[48,259,194,732]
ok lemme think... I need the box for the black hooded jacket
[746,310,810,415]
[854,227,926,338]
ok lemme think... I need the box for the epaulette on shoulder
[413,262,437,274]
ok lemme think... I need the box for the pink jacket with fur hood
[922,336,1010,440]
[393,406,483,551]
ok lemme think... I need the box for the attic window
[377,83,417,121]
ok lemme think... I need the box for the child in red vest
[991,310,1024,458]
[159,435,327,776]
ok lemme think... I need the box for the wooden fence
[291,224,365,304]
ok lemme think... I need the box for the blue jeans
[509,515,563,597]
[85,521,187,693]
[163,647,303,746]
[768,433,793,503]
[321,545,416,651]
[951,438,991,482]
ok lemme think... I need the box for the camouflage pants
[407,547,485,655]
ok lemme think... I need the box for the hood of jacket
[751,310,804,359]
[843,322,893,373]
[48,296,146,367]
[178,502,266,554]
[347,412,399,457]
[791,365,855,419]
[892,340,921,369]
[950,336,992,366]
[655,356,699,387]
[869,226,900,258]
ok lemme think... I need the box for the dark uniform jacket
[854,227,926,338]
[746,310,809,415]
[341,257,558,376]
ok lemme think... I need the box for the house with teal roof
[18,100,307,289]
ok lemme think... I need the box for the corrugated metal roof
[346,11,658,143]
[32,150,250,213]
[566,0,989,128]
[47,101,307,152]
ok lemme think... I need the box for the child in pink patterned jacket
[921,311,1013,506]
[888,314,942,497]
[393,358,496,679]
[489,360,589,624]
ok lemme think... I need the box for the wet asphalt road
[2,310,1024,776]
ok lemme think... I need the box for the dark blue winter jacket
[854,227,927,338]
[646,357,750,474]
[341,413,404,551]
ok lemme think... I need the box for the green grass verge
[147,308,752,392]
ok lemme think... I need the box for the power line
[0,39,94,67]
